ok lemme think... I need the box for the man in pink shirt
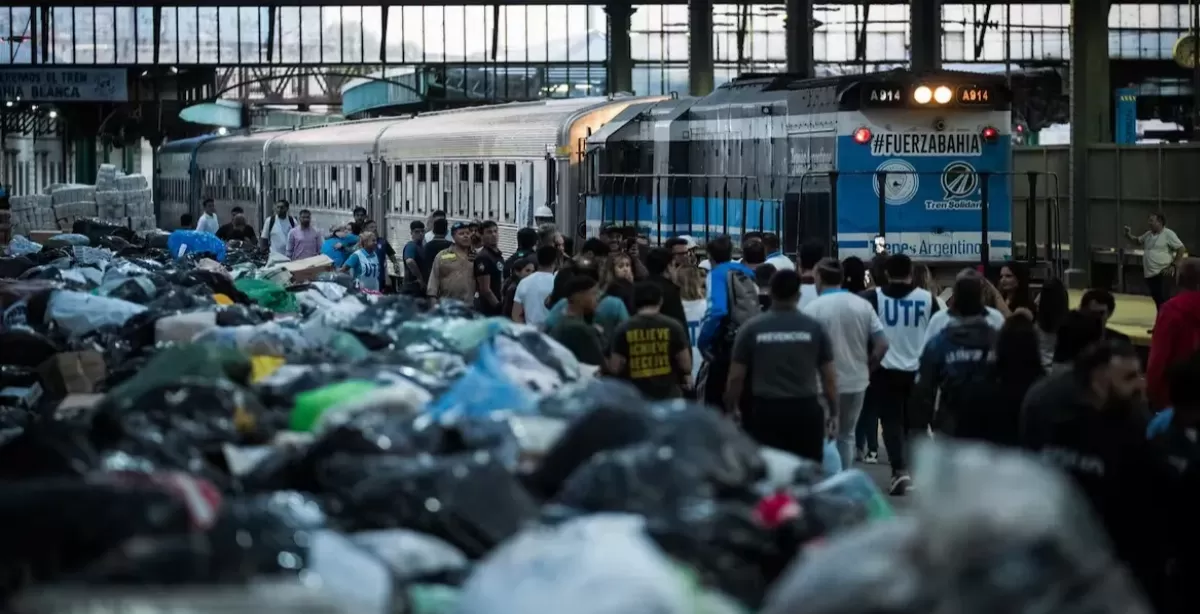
[287,209,322,260]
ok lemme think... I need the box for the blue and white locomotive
[583,69,1013,264]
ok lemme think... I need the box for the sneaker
[863,451,879,464]
[889,474,912,496]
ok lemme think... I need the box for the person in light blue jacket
[320,224,358,268]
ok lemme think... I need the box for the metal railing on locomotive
[793,170,1064,274]
[589,173,783,245]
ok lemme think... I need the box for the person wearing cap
[427,221,477,304]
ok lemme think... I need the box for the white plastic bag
[44,290,147,337]
[457,514,696,614]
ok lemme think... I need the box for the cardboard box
[28,230,60,243]
[54,393,105,421]
[38,351,106,398]
[282,254,334,283]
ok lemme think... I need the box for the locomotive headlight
[933,86,953,104]
[913,86,933,104]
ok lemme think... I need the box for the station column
[785,0,814,77]
[1066,0,1113,287]
[910,0,941,72]
[606,3,635,94]
[688,0,714,96]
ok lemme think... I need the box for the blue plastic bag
[167,229,227,262]
[822,438,842,477]
[426,338,537,419]
[48,233,91,246]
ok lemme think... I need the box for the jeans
[855,396,879,453]
[834,391,867,470]
[1146,273,1168,312]
[868,368,918,474]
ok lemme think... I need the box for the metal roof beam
[18,0,1189,7]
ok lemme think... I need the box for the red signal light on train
[981,126,999,142]
[853,127,872,144]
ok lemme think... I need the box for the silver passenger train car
[155,95,660,255]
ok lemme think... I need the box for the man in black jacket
[1020,340,1174,611]
[643,246,688,334]
[1148,350,1200,613]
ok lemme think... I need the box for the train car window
[459,164,469,182]
[489,163,500,182]
[405,164,414,175]
[393,165,402,183]
[225,169,233,181]
[431,165,440,183]
[330,167,339,182]
[504,163,516,183]
[418,164,427,182]
[354,166,362,183]
[473,163,484,184]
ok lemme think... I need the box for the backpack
[266,215,297,238]
[725,267,760,332]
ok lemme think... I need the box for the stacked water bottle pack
[7,164,156,236]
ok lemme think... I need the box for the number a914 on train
[583,69,1013,263]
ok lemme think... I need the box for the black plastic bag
[68,490,326,585]
[319,452,539,558]
[343,297,429,350]
[72,219,136,245]
[0,255,36,280]
[242,408,517,496]
[651,500,787,608]
[0,420,99,481]
[534,375,646,420]
[97,235,132,253]
[0,328,61,367]
[0,477,196,595]
[97,277,158,305]
[524,404,656,501]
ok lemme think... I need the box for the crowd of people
[185,200,1200,612]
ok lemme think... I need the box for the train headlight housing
[853,127,872,144]
[981,126,999,142]
[913,86,933,104]
[933,86,953,104]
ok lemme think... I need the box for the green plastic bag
[289,379,379,432]
[407,584,460,614]
[233,278,298,313]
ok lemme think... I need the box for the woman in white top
[677,264,708,383]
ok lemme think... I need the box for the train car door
[785,174,835,258]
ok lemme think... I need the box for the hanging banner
[1114,87,1137,145]
[0,68,128,102]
